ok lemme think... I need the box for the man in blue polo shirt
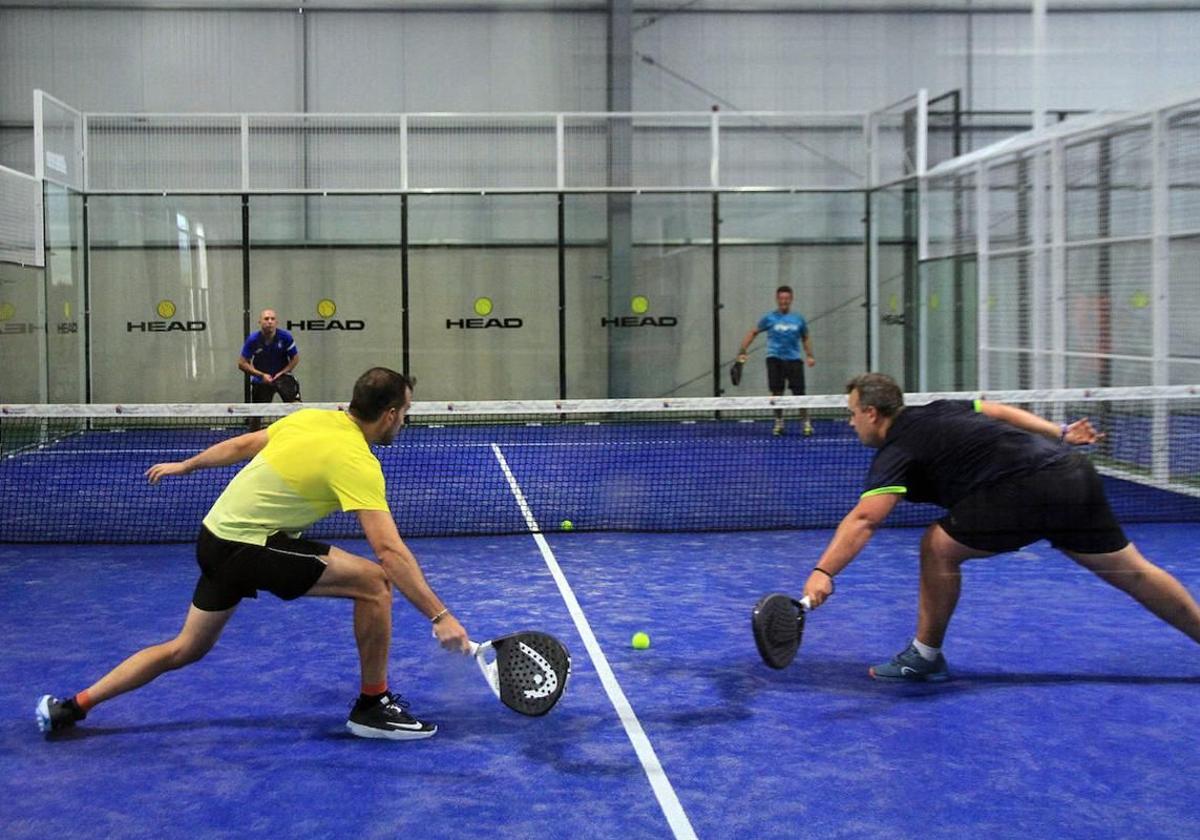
[239,309,300,404]
[737,285,816,436]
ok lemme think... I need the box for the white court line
[490,443,699,840]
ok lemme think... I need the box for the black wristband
[812,567,835,589]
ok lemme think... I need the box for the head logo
[0,301,46,335]
[601,293,676,328]
[288,298,364,331]
[127,300,205,333]
[448,296,521,329]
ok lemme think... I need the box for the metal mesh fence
[0,165,43,267]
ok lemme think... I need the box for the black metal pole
[242,194,251,403]
[863,190,872,372]
[81,192,92,403]
[401,193,410,380]
[557,192,567,400]
[712,191,722,396]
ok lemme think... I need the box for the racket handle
[799,595,813,611]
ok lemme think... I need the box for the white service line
[490,443,698,840]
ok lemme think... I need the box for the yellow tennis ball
[631,631,650,650]
[560,519,574,531]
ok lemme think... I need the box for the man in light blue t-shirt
[737,285,816,435]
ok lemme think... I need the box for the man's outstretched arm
[977,401,1101,445]
[802,491,899,607]
[145,430,269,484]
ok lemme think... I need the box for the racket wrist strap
[430,607,450,624]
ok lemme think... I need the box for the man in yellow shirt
[37,367,469,741]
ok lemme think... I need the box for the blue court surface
[3,523,1198,839]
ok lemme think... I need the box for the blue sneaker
[869,643,950,682]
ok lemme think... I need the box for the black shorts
[192,525,331,612]
[939,452,1129,555]
[766,358,806,395]
[251,380,301,403]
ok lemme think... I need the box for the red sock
[360,681,388,698]
[74,690,95,712]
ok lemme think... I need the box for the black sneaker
[346,692,436,741]
[37,695,85,735]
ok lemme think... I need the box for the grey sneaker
[869,642,950,682]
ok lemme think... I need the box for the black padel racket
[274,373,301,401]
[730,359,744,386]
[751,593,811,669]
[470,631,571,716]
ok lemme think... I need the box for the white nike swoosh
[518,642,559,699]
[384,719,425,730]
[900,666,919,676]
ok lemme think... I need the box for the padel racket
[470,631,571,716]
[751,593,811,669]
[274,373,301,402]
[730,359,744,386]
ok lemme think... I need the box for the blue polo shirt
[241,328,298,384]
[756,311,808,361]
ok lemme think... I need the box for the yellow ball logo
[156,300,176,319]
[317,298,337,318]
[474,297,493,316]
[631,295,649,314]
[0,302,14,322]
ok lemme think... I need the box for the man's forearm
[182,435,258,473]
[979,402,1061,440]
[379,547,445,620]
[814,512,878,576]
[281,356,299,375]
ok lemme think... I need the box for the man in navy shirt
[239,309,300,404]
[737,285,815,436]
[800,372,1200,682]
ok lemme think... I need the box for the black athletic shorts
[939,452,1129,555]
[192,525,331,612]
[766,357,806,395]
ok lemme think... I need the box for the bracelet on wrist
[1059,423,1069,442]
[812,567,835,589]
[430,608,449,624]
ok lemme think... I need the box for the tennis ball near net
[631,632,650,650]
[560,519,574,531]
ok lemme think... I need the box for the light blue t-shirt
[756,311,808,361]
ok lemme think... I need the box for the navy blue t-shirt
[862,400,1068,508]
[241,328,298,384]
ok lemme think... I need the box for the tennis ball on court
[560,519,574,531]
[631,632,650,650]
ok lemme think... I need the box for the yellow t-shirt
[202,409,389,545]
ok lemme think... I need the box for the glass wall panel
[250,195,404,403]
[563,194,609,398]
[44,184,86,402]
[408,195,558,401]
[719,192,866,398]
[0,261,46,402]
[88,195,244,402]
[871,185,914,387]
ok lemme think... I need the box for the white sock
[912,638,940,662]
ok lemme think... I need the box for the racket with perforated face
[751,593,811,669]
[470,632,571,716]
[274,373,301,402]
